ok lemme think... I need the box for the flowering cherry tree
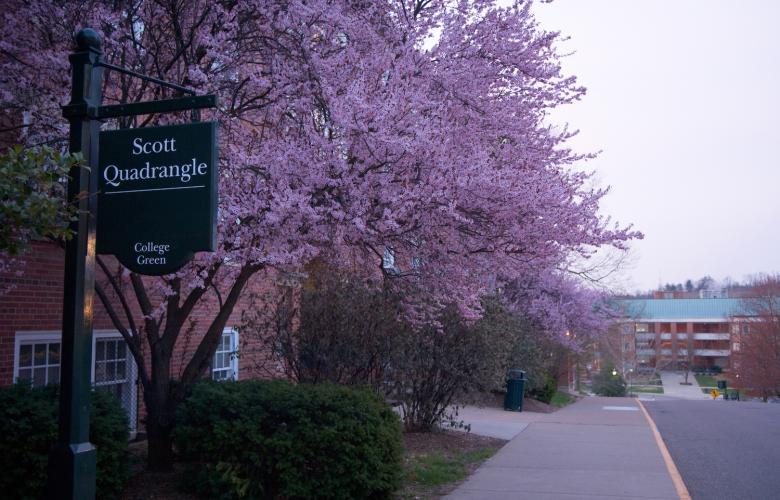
[1,0,639,469]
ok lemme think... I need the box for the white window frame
[91,331,139,435]
[13,331,62,387]
[212,327,239,381]
[13,330,138,435]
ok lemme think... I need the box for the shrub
[175,380,403,499]
[251,269,403,389]
[528,373,557,404]
[0,384,130,499]
[591,364,627,397]
[389,306,495,432]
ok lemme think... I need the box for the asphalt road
[644,399,780,500]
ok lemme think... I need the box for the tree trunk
[146,416,175,472]
[145,352,177,472]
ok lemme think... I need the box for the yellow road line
[637,399,692,500]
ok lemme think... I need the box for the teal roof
[617,298,748,321]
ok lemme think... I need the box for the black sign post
[51,28,217,499]
[47,28,102,500]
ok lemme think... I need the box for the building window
[635,323,649,333]
[17,338,61,387]
[733,342,740,352]
[212,328,239,381]
[94,338,129,400]
[14,331,138,434]
[382,246,401,275]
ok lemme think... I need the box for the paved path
[659,371,710,400]
[644,399,780,500]
[447,405,547,440]
[447,397,681,499]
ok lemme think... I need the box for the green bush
[0,384,130,499]
[528,373,557,404]
[591,364,627,397]
[175,380,403,499]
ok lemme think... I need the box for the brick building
[0,241,280,435]
[615,294,750,374]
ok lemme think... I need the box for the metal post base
[47,442,97,499]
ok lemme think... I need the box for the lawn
[406,448,495,487]
[628,385,664,394]
[402,431,505,498]
[695,374,718,389]
[550,391,576,407]
[695,374,734,395]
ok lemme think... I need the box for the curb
[636,399,692,500]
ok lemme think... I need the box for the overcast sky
[527,0,780,292]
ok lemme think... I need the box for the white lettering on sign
[138,255,167,265]
[134,242,170,255]
[132,137,177,155]
[103,158,208,188]
[134,241,170,266]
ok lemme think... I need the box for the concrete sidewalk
[658,371,710,400]
[446,397,681,499]
[446,405,547,440]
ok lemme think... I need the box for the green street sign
[96,122,218,275]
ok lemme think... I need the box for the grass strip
[406,448,496,487]
[550,391,576,407]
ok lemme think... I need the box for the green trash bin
[717,380,727,399]
[504,369,526,412]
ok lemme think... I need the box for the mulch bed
[120,441,195,500]
[404,428,506,458]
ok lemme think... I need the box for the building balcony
[659,333,689,340]
[636,333,655,341]
[656,349,689,356]
[692,333,730,341]
[694,349,730,357]
[636,349,656,356]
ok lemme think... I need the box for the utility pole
[47,28,103,500]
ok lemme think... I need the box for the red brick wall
[0,241,281,386]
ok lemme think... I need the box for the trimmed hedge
[0,384,130,499]
[175,380,403,499]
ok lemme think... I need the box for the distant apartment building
[617,291,750,373]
